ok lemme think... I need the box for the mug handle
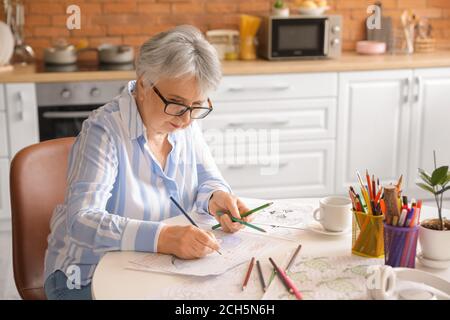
[313,208,321,222]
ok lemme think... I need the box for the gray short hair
[136,25,222,96]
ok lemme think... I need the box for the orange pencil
[242,257,255,291]
[366,170,373,201]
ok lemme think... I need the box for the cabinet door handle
[42,111,92,119]
[16,91,25,121]
[227,120,289,127]
[403,78,410,104]
[227,83,291,92]
[227,162,288,169]
[414,76,421,103]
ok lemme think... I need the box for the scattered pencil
[242,257,256,291]
[256,260,266,292]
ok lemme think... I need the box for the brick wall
[1,0,450,60]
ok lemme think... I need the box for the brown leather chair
[10,137,75,300]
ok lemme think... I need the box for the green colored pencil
[211,202,273,230]
[229,216,267,233]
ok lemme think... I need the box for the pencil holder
[383,224,419,268]
[352,210,384,258]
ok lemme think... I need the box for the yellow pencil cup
[352,210,385,258]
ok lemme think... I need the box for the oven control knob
[90,88,101,97]
[331,38,340,46]
[61,89,71,99]
[332,26,341,34]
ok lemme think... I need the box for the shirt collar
[119,80,145,140]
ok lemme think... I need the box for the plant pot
[419,219,450,261]
[272,7,290,17]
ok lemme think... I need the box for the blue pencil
[170,196,199,227]
[169,196,222,255]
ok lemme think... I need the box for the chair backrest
[10,137,75,300]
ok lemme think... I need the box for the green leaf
[436,185,450,195]
[418,168,433,186]
[416,182,436,194]
[431,166,449,186]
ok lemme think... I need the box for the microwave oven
[258,15,342,60]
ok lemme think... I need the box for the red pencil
[242,257,255,291]
[269,257,303,300]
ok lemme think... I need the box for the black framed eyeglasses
[152,85,213,119]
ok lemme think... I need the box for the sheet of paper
[144,242,292,300]
[192,198,317,241]
[262,255,384,300]
[127,230,276,277]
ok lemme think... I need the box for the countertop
[1,51,450,83]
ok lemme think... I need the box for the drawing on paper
[263,255,383,300]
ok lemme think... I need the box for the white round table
[92,198,450,299]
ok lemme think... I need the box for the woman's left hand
[208,190,251,233]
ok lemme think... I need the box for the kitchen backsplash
[1,0,450,60]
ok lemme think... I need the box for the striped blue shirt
[44,81,231,286]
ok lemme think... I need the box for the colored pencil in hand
[170,196,222,255]
[230,216,267,233]
[212,202,273,230]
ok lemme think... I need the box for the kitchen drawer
[0,112,8,157]
[211,73,337,102]
[0,159,11,220]
[212,140,335,198]
[0,85,5,111]
[203,98,336,141]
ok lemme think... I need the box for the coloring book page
[192,198,317,241]
[126,229,277,277]
[262,255,384,300]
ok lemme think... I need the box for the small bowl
[356,41,386,55]
[298,6,329,16]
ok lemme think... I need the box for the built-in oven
[36,80,128,141]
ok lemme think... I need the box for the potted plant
[272,0,290,17]
[416,151,450,263]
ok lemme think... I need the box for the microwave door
[272,18,326,58]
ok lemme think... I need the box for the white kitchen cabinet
[211,73,337,101]
[407,68,450,198]
[5,83,39,158]
[203,98,336,142]
[0,159,10,221]
[336,70,413,194]
[214,140,335,199]
[0,112,8,157]
[206,72,338,199]
[0,85,5,111]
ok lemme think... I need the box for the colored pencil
[211,202,273,230]
[242,257,255,291]
[170,196,222,255]
[269,257,303,300]
[256,260,266,292]
[230,216,267,233]
[170,196,198,227]
[285,244,302,272]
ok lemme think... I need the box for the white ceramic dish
[307,220,351,236]
[417,252,450,270]
[298,6,329,16]
[356,41,387,55]
[0,21,15,66]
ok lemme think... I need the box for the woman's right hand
[157,225,221,259]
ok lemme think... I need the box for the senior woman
[44,25,251,300]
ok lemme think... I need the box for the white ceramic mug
[313,196,352,232]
